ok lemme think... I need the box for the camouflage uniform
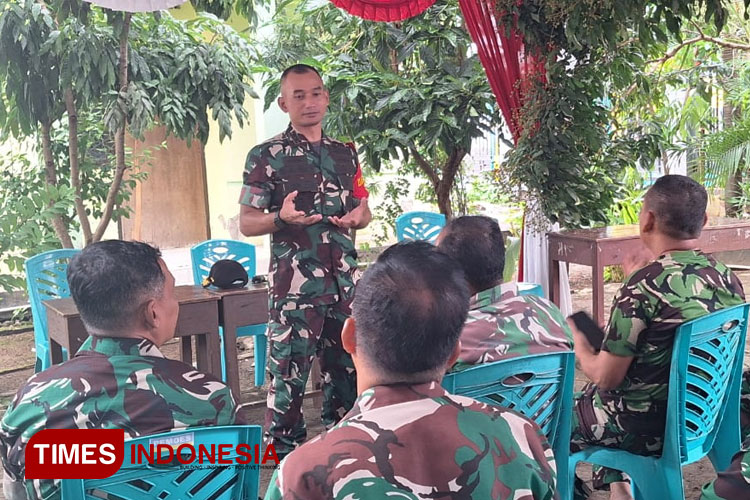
[239,124,362,455]
[741,370,750,440]
[0,336,239,500]
[571,250,745,496]
[699,436,750,500]
[264,381,558,500]
[450,282,573,372]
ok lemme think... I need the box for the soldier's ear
[641,209,656,233]
[277,95,288,113]
[342,317,357,355]
[702,212,708,228]
[444,341,461,372]
[143,298,158,329]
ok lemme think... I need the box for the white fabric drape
[522,205,572,316]
[83,0,186,12]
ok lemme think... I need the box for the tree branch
[409,144,440,187]
[441,148,466,192]
[648,28,750,66]
[64,87,92,245]
[93,12,131,242]
[41,121,74,248]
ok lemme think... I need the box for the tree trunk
[41,121,74,248]
[409,145,466,219]
[435,181,453,219]
[64,87,93,245]
[93,13,131,242]
[436,148,466,219]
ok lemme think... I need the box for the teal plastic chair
[25,249,80,372]
[395,211,446,244]
[518,282,544,297]
[61,425,262,500]
[190,239,267,387]
[442,351,575,498]
[568,303,750,500]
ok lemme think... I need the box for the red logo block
[25,429,124,479]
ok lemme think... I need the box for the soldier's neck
[648,235,699,257]
[356,369,441,395]
[469,280,502,296]
[292,123,322,143]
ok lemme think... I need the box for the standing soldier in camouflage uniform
[700,437,750,499]
[569,175,745,500]
[0,241,239,500]
[239,64,371,457]
[436,215,572,372]
[264,242,558,500]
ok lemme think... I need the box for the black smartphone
[569,311,606,351]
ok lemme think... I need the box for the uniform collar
[470,282,517,310]
[344,381,448,420]
[75,336,165,358]
[656,249,704,262]
[283,123,328,145]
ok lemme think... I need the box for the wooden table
[207,284,269,397]
[548,218,750,325]
[44,285,222,378]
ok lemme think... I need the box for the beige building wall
[171,3,272,272]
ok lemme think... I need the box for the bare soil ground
[2,264,749,499]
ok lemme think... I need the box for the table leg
[180,337,193,367]
[195,334,209,373]
[220,306,242,399]
[593,253,605,326]
[194,331,221,378]
[50,340,64,365]
[549,257,561,308]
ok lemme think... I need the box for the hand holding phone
[568,311,605,352]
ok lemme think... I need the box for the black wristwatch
[273,210,288,229]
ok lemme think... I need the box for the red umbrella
[330,0,436,22]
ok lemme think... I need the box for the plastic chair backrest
[664,303,750,465]
[60,425,262,500]
[24,249,80,371]
[517,282,544,297]
[395,211,446,244]
[442,352,575,463]
[190,239,256,286]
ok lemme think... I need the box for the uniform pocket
[337,170,355,190]
[280,157,318,213]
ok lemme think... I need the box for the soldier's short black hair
[352,241,470,379]
[67,240,165,333]
[280,64,322,84]
[438,215,505,292]
[645,174,707,239]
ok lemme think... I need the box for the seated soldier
[700,438,750,500]
[701,372,750,498]
[437,215,572,371]
[264,241,558,500]
[0,241,240,500]
[569,175,745,500]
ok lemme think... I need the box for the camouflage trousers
[571,383,664,499]
[741,370,750,440]
[264,299,357,456]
